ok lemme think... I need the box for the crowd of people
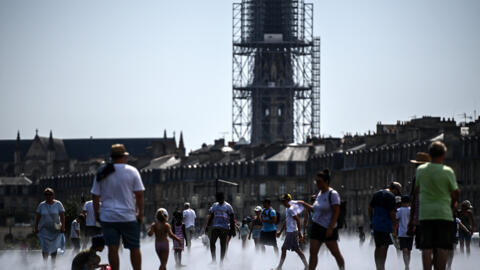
[31,141,477,270]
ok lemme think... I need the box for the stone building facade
[2,116,480,234]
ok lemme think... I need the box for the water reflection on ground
[1,235,478,269]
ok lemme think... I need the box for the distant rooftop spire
[16,130,21,149]
[164,129,167,139]
[48,130,55,150]
[179,131,185,149]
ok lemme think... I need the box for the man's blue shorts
[101,221,140,249]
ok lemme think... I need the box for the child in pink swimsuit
[148,208,182,270]
[172,211,187,267]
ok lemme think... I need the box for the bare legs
[374,245,388,270]
[422,248,448,270]
[275,247,308,270]
[41,252,57,266]
[459,239,471,255]
[157,249,169,270]
[326,241,345,269]
[210,228,228,263]
[261,244,279,255]
[108,245,141,270]
[309,239,345,270]
[130,247,142,270]
[108,245,120,270]
[402,248,411,270]
[446,249,454,270]
[174,250,183,266]
[253,238,261,251]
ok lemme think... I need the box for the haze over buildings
[1,0,479,151]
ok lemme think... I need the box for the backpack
[263,209,281,225]
[328,190,347,229]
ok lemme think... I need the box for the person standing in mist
[260,199,279,255]
[274,193,309,270]
[183,202,196,251]
[369,181,402,270]
[91,144,145,270]
[299,169,345,270]
[35,187,66,266]
[415,141,459,270]
[205,192,235,265]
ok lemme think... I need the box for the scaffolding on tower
[232,0,320,145]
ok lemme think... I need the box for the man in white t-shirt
[91,144,145,270]
[82,199,102,248]
[275,194,308,270]
[183,202,196,251]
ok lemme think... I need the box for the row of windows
[165,162,307,181]
[0,186,30,195]
[258,163,305,176]
[344,145,427,169]
[161,181,307,202]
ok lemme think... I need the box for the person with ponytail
[299,169,345,270]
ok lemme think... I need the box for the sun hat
[461,200,473,209]
[110,144,129,158]
[254,206,262,212]
[410,152,431,164]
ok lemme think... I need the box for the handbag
[46,203,62,231]
[54,222,62,231]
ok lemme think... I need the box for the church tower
[14,131,22,175]
[232,0,320,145]
[47,130,56,176]
[177,131,186,158]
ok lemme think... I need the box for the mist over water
[1,235,478,270]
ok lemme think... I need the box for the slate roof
[0,137,174,163]
[0,140,31,162]
[142,154,181,170]
[25,136,69,161]
[0,175,32,186]
[346,143,367,152]
[267,145,311,162]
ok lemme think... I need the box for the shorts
[252,228,262,239]
[414,224,423,249]
[282,232,300,251]
[210,228,229,240]
[458,230,472,241]
[373,231,393,247]
[101,221,140,249]
[310,222,339,242]
[260,231,277,246]
[399,237,413,250]
[419,220,455,250]
[86,226,103,237]
[252,228,261,239]
[185,226,195,245]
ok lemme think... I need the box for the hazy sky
[1,0,479,151]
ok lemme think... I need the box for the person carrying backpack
[299,169,345,270]
[260,199,279,255]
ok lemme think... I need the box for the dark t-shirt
[72,248,99,270]
[370,189,396,233]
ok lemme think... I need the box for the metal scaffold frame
[232,0,320,144]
